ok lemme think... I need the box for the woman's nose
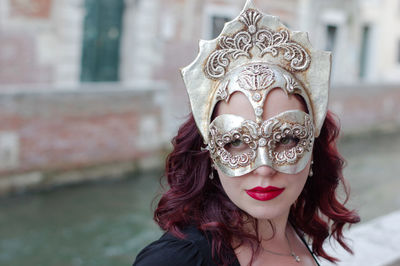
[253,165,277,177]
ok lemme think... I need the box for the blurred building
[304,0,400,84]
[0,0,169,194]
[1,0,400,194]
[2,0,400,85]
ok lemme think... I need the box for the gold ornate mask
[181,0,331,176]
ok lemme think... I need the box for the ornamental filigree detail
[268,115,314,165]
[208,125,257,168]
[204,9,311,80]
[255,29,310,71]
[216,84,229,101]
[237,64,275,91]
[204,31,252,79]
[283,73,300,94]
[208,114,314,169]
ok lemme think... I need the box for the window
[359,25,370,78]
[325,25,337,52]
[211,15,231,39]
[81,0,124,82]
[398,40,400,64]
[203,5,238,40]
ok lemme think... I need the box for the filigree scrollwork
[268,115,314,165]
[209,124,257,168]
[283,73,300,94]
[204,9,311,79]
[255,29,310,71]
[205,31,252,79]
[237,64,275,91]
[241,120,259,139]
[216,84,229,101]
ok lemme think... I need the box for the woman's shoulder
[132,226,216,266]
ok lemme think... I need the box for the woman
[133,1,360,265]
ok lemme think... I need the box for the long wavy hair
[154,111,360,265]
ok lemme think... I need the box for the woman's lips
[246,186,285,201]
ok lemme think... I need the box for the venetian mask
[181,0,331,177]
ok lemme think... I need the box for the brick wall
[9,0,52,19]
[0,32,53,84]
[330,84,400,134]
[0,83,169,194]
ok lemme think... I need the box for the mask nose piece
[254,146,276,172]
[253,165,277,176]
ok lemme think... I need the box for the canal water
[0,131,399,266]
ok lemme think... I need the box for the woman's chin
[244,206,289,221]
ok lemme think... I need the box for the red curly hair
[154,111,360,265]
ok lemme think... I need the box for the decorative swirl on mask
[209,124,257,168]
[216,83,229,101]
[241,120,259,138]
[282,73,300,94]
[204,9,311,79]
[269,115,314,165]
[255,29,310,71]
[237,64,275,91]
[205,32,252,79]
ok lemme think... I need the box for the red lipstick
[246,186,284,201]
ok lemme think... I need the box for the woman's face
[214,89,311,221]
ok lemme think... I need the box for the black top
[133,226,239,266]
[133,226,320,266]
